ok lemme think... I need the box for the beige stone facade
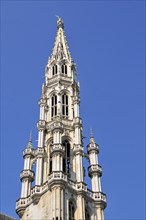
[16,17,106,220]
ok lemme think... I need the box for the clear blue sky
[1,1,145,219]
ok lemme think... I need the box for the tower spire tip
[29,130,32,143]
[90,128,93,138]
[56,16,64,29]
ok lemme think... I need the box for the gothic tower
[16,18,106,220]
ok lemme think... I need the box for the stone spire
[49,17,72,63]
[16,18,106,220]
[26,130,33,149]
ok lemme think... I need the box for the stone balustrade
[16,173,106,214]
[20,170,34,181]
[31,185,42,195]
[35,147,44,157]
[16,196,32,212]
[23,148,34,157]
[76,182,87,191]
[88,164,102,177]
[50,144,65,154]
[48,171,67,182]
[87,143,99,154]
[93,192,106,202]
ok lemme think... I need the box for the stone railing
[76,182,87,191]
[50,144,65,154]
[87,144,99,154]
[23,148,34,157]
[16,196,32,211]
[31,185,42,196]
[93,192,107,203]
[87,189,93,198]
[16,173,106,214]
[16,182,48,213]
[88,164,102,177]
[48,171,67,182]
[20,170,34,181]
[35,147,44,157]
[67,179,106,204]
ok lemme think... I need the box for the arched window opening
[85,208,90,220]
[55,65,58,74]
[52,65,58,76]
[65,65,67,74]
[62,94,69,118]
[63,140,70,174]
[69,201,75,220]
[62,64,67,75]
[49,156,52,174]
[62,65,64,74]
[51,95,57,118]
[31,161,36,187]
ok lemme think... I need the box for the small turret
[87,129,102,192]
[20,132,34,198]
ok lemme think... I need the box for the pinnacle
[26,130,33,148]
[57,17,64,29]
[48,18,72,63]
[90,128,96,145]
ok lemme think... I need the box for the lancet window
[52,65,58,75]
[62,64,67,74]
[51,95,57,118]
[49,155,52,173]
[63,140,70,174]
[62,93,69,118]
[69,201,75,220]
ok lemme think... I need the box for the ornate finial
[56,16,64,29]
[29,130,32,143]
[90,128,95,144]
[27,130,32,148]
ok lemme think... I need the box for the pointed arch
[52,64,58,76]
[62,93,69,118]
[62,64,67,75]
[62,140,70,174]
[51,94,57,118]
[69,199,75,220]
[85,206,91,220]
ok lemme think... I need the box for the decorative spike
[48,17,72,62]
[57,17,64,29]
[29,130,32,143]
[26,130,33,149]
[90,128,93,138]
